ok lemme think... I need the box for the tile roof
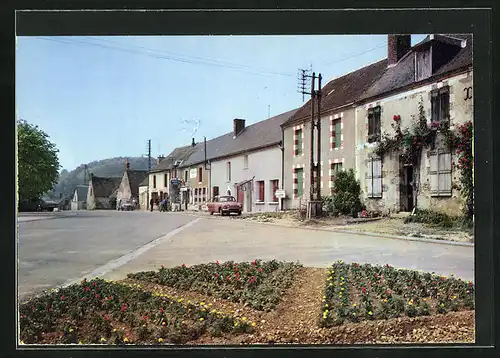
[125,170,149,196]
[359,34,472,102]
[150,145,198,173]
[75,185,89,202]
[90,176,122,198]
[284,59,388,126]
[180,108,298,167]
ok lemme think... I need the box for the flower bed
[319,261,474,327]
[127,260,302,311]
[19,278,253,345]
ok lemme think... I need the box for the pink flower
[362,287,367,294]
[103,314,110,321]
[84,286,90,292]
[258,267,263,273]
[216,260,220,265]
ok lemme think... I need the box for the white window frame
[429,149,452,197]
[367,157,382,198]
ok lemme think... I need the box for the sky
[16,34,426,171]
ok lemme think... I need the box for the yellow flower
[383,299,388,303]
[441,303,445,307]
[339,260,343,264]
[423,298,427,302]
[234,322,239,327]
[100,337,106,342]
[353,312,356,316]
[329,283,333,287]
[78,341,83,344]
[113,329,117,332]
[200,302,205,306]
[325,303,329,307]
[251,322,256,327]
[124,337,129,342]
[242,317,247,321]
[19,341,24,345]
[322,299,325,303]
[69,328,74,333]
[208,303,213,307]
[199,318,204,321]
[353,303,357,307]
[341,287,344,291]
[162,322,166,326]
[453,295,457,299]
[187,300,191,304]
[158,338,163,343]
[322,296,326,299]
[368,311,373,315]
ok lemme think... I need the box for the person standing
[150,198,154,212]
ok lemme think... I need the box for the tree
[17,119,60,203]
[323,169,363,217]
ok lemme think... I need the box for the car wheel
[237,210,242,216]
[210,211,214,215]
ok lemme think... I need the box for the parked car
[18,199,57,212]
[207,195,242,216]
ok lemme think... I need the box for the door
[237,186,244,208]
[399,163,414,212]
[296,168,304,197]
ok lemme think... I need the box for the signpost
[275,189,286,199]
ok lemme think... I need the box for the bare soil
[126,267,475,344]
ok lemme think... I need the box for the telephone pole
[298,68,323,218]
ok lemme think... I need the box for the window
[270,179,279,202]
[194,188,198,202]
[294,168,304,197]
[330,163,343,182]
[185,170,188,182]
[430,149,452,196]
[431,87,450,124]
[368,106,381,143]
[227,162,232,182]
[198,167,203,183]
[213,186,219,198]
[153,175,156,189]
[331,119,342,149]
[202,187,206,202]
[243,155,249,169]
[164,174,168,188]
[256,181,265,202]
[367,157,382,198]
[294,129,303,156]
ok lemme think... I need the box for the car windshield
[219,196,236,202]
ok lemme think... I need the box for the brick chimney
[125,159,130,170]
[191,138,196,147]
[233,118,246,137]
[388,35,411,66]
[157,155,165,165]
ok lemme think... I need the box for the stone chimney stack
[125,159,130,170]
[233,118,246,137]
[388,35,411,67]
[157,155,165,165]
[192,138,196,147]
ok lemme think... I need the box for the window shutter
[366,159,373,197]
[429,152,438,194]
[373,158,382,197]
[439,152,452,196]
[368,112,373,136]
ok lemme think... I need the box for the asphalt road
[17,211,475,301]
[17,211,196,300]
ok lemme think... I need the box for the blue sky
[16,35,426,171]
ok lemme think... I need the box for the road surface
[17,211,474,301]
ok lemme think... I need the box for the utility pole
[316,73,322,205]
[298,67,323,218]
[146,139,151,211]
[309,72,316,202]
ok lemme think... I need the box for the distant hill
[48,157,154,200]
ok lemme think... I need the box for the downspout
[280,125,285,211]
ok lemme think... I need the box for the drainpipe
[280,125,285,211]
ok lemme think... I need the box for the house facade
[138,177,148,210]
[116,161,148,209]
[354,34,472,216]
[86,174,122,210]
[208,111,297,213]
[281,60,388,210]
[70,185,89,210]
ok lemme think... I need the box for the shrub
[328,169,363,217]
[404,209,472,231]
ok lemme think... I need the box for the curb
[171,211,474,248]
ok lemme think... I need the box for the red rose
[60,296,65,301]
[95,294,100,299]
[121,305,127,312]
[258,267,263,273]
[216,260,220,265]
[103,314,110,321]
[84,286,90,292]
[160,308,164,313]
[362,287,367,294]
[161,265,164,269]
[227,276,231,281]
[215,273,219,278]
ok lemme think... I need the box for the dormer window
[415,47,432,81]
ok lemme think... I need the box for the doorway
[400,164,414,212]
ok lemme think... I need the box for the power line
[322,42,387,66]
[35,36,294,78]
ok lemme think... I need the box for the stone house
[281,60,388,209]
[203,110,297,213]
[70,185,89,210]
[354,34,472,216]
[86,174,122,210]
[116,160,148,209]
